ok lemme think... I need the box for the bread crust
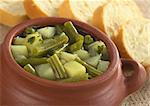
[24,0,48,18]
[115,19,150,67]
[92,1,143,38]
[92,5,105,33]
[114,26,132,59]
[0,9,28,26]
[58,0,77,20]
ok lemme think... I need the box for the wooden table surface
[0,0,150,105]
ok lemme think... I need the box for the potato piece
[84,55,101,67]
[64,61,86,78]
[11,45,28,57]
[73,49,90,60]
[37,27,55,39]
[35,63,55,80]
[97,60,110,72]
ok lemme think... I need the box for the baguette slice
[115,19,150,67]
[92,0,143,38]
[24,0,64,18]
[58,0,109,23]
[0,0,28,26]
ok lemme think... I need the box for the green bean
[64,21,84,52]
[67,35,84,52]
[47,54,67,79]
[25,27,36,34]
[75,58,103,77]
[15,55,48,66]
[64,21,78,44]
[48,58,60,79]
[101,47,109,61]
[33,34,69,57]
[51,54,67,78]
[55,25,65,35]
[84,35,94,45]
[59,73,89,83]
[24,64,37,75]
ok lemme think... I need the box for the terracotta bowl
[1,17,147,106]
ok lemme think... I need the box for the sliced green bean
[59,73,89,83]
[24,64,37,75]
[15,55,48,66]
[75,58,103,77]
[47,54,67,79]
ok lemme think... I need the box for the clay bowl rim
[2,17,120,89]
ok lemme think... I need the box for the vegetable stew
[11,21,110,82]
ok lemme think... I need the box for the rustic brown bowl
[1,17,147,106]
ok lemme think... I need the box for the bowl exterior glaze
[1,17,147,106]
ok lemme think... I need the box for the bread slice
[92,0,143,38]
[0,0,28,26]
[24,0,64,18]
[115,18,150,67]
[142,58,150,68]
[58,0,109,23]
